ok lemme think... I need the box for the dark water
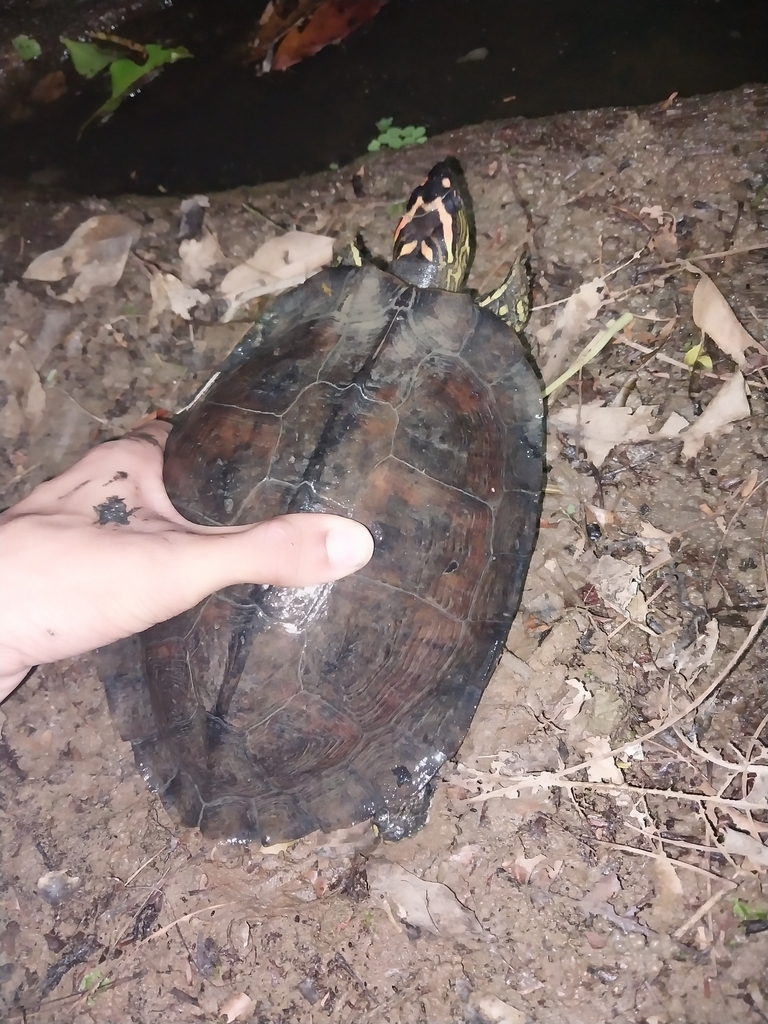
[1,0,766,195]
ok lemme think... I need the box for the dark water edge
[1,0,766,196]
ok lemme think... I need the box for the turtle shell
[104,261,544,844]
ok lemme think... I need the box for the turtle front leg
[332,238,364,269]
[332,233,385,270]
[476,249,531,332]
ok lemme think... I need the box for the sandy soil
[1,85,767,1023]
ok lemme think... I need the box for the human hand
[0,421,374,702]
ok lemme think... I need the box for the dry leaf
[680,371,750,459]
[674,619,719,678]
[219,992,256,1022]
[471,995,527,1024]
[658,411,689,437]
[650,219,679,262]
[639,205,665,222]
[745,771,768,808]
[692,274,758,366]
[509,852,546,884]
[579,872,649,935]
[366,861,484,939]
[638,521,677,572]
[653,854,684,897]
[537,277,607,384]
[219,230,333,321]
[561,677,592,721]
[740,468,759,499]
[584,736,624,784]
[272,0,386,71]
[720,829,768,869]
[149,272,208,327]
[23,214,140,302]
[589,555,646,620]
[179,230,223,285]
[549,402,657,467]
[0,340,46,441]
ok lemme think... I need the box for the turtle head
[390,163,471,291]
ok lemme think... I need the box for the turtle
[103,162,544,845]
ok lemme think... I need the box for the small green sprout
[684,340,713,372]
[683,341,712,371]
[79,969,111,1004]
[368,117,427,152]
[12,35,42,60]
[732,898,768,922]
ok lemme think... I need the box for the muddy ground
[1,86,767,1023]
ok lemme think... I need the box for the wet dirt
[1,86,767,1023]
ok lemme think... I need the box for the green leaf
[109,57,145,97]
[732,898,768,922]
[367,139,381,151]
[144,43,192,67]
[61,37,112,78]
[80,969,108,993]
[375,116,393,132]
[12,35,41,60]
[684,342,712,370]
[79,42,192,135]
[109,44,192,100]
[412,126,426,138]
[329,161,339,170]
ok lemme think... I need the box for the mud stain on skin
[93,495,139,525]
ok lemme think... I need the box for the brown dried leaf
[219,992,256,1022]
[692,274,758,366]
[653,854,684,897]
[650,220,678,261]
[680,371,750,459]
[0,340,46,441]
[588,554,646,620]
[674,619,719,678]
[471,995,527,1024]
[367,861,484,939]
[179,230,223,286]
[549,402,657,467]
[149,272,208,327]
[23,214,140,302]
[537,277,607,383]
[219,231,333,322]
[509,853,545,884]
[584,736,624,784]
[720,829,768,870]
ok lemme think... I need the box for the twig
[673,887,736,940]
[472,776,767,811]
[52,386,109,425]
[469,599,768,800]
[593,839,738,885]
[143,900,241,943]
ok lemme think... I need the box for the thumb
[169,513,375,604]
